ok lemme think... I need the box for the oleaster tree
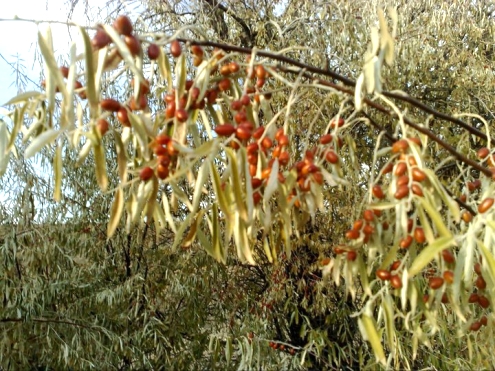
[2,0,495,369]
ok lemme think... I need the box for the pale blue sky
[0,0,113,105]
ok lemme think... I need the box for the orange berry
[175,108,188,123]
[96,119,109,135]
[411,183,424,197]
[170,40,181,58]
[462,211,473,223]
[478,198,494,214]
[394,162,407,176]
[477,147,490,159]
[191,45,204,58]
[392,139,409,153]
[414,227,426,244]
[214,124,236,137]
[330,118,345,128]
[400,235,413,249]
[428,276,444,290]
[156,164,169,179]
[390,260,401,272]
[218,78,231,92]
[325,150,339,164]
[372,185,385,199]
[390,275,403,289]
[411,168,426,182]
[443,270,454,284]
[101,98,121,112]
[396,175,409,187]
[117,107,130,127]
[394,185,409,200]
[467,179,481,192]
[320,134,333,145]
[255,65,266,79]
[376,269,391,281]
[345,229,360,240]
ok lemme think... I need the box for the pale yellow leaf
[107,187,124,238]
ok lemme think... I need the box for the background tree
[1,0,495,370]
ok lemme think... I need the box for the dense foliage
[2,0,495,369]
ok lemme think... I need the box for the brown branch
[178,38,494,146]
[202,0,254,45]
[0,317,92,329]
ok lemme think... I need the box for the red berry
[443,270,454,284]
[414,227,426,244]
[139,166,154,182]
[400,235,413,249]
[477,147,490,159]
[372,185,385,199]
[346,250,357,262]
[170,40,182,58]
[125,35,141,56]
[214,124,236,137]
[411,167,426,182]
[392,139,409,153]
[476,276,487,290]
[92,27,111,49]
[394,185,409,200]
[59,66,69,78]
[325,150,339,164]
[468,293,479,303]
[101,98,121,112]
[117,107,130,127]
[147,43,160,60]
[175,109,188,123]
[96,119,109,135]
[470,321,482,332]
[376,269,391,281]
[390,275,403,289]
[218,78,231,92]
[429,276,444,290]
[113,15,133,36]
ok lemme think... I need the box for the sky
[0,0,114,106]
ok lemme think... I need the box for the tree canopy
[2,0,495,369]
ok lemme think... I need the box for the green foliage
[2,0,495,369]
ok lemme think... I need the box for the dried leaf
[53,144,62,201]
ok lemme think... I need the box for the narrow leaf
[361,314,386,364]
[408,236,455,277]
[107,187,124,238]
[25,129,60,158]
[78,26,98,115]
[53,144,62,201]
[0,120,9,177]
[93,142,108,191]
